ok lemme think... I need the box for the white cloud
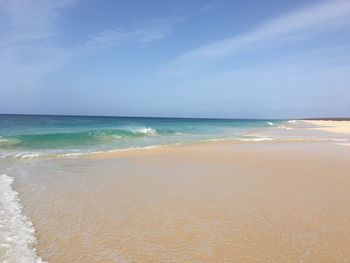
[0,0,76,98]
[80,27,167,55]
[162,47,350,118]
[0,0,77,46]
[0,0,170,93]
[177,0,350,62]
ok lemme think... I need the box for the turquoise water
[0,115,284,262]
[0,115,284,157]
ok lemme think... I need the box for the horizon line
[0,113,349,121]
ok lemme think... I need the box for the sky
[0,0,350,118]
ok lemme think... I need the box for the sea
[0,114,284,159]
[0,114,285,262]
[2,115,350,262]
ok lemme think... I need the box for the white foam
[266,122,274,126]
[135,128,158,136]
[0,137,9,144]
[239,137,274,142]
[15,153,43,159]
[55,144,165,158]
[288,120,297,124]
[0,174,45,263]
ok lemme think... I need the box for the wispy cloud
[0,0,76,95]
[162,46,350,118]
[80,26,167,55]
[177,0,350,62]
[0,0,77,46]
[0,0,172,87]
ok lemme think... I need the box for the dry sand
[304,120,350,136]
[303,120,350,147]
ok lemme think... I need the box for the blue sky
[0,0,349,118]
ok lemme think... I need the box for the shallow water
[0,115,284,158]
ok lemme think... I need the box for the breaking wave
[134,128,158,136]
[0,127,166,150]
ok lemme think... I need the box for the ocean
[0,114,284,262]
[0,114,283,159]
[2,115,350,262]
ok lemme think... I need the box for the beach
[1,119,350,262]
[303,121,350,146]
[2,0,350,261]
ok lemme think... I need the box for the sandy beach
[2,0,350,261]
[303,121,350,146]
[303,120,350,134]
[5,120,347,262]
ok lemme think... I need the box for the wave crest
[0,127,164,149]
[133,128,158,136]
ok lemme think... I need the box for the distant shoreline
[303,118,350,121]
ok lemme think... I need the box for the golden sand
[13,135,350,262]
[304,120,350,136]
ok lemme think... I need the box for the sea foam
[239,137,274,142]
[134,128,158,136]
[0,174,45,263]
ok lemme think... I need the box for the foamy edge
[0,174,45,263]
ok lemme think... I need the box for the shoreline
[2,120,350,262]
[3,120,350,161]
[86,120,350,159]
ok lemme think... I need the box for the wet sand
[11,121,350,262]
